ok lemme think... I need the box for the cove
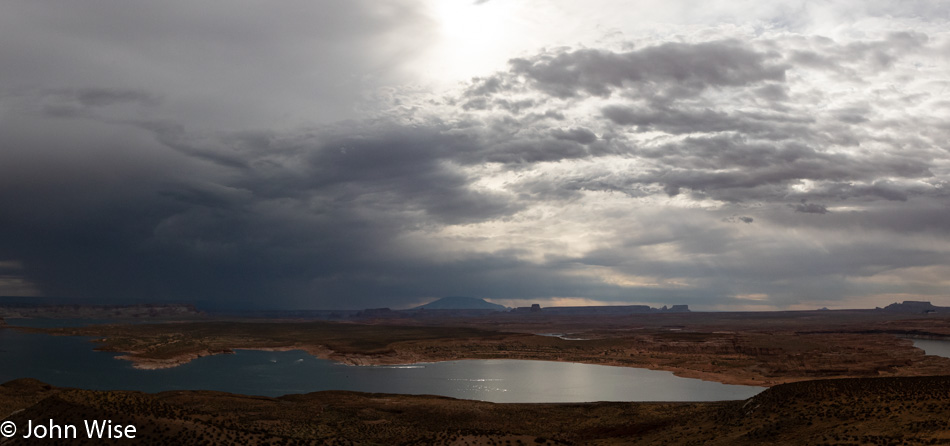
[912,338,950,359]
[0,329,764,403]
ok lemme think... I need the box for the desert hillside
[2,376,950,445]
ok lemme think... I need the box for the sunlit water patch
[537,333,588,341]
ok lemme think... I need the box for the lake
[912,338,950,359]
[0,328,764,403]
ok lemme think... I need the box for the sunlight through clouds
[2,0,949,310]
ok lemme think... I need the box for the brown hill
[2,376,950,445]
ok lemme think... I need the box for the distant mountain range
[0,303,202,319]
[411,296,507,311]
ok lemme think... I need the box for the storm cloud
[1,0,949,310]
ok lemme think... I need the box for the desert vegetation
[3,376,950,445]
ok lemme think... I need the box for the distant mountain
[412,296,507,311]
[881,301,948,314]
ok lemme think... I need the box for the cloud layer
[1,1,949,310]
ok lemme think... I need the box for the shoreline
[13,313,950,388]
[107,340,924,387]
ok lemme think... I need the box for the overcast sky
[2,1,949,310]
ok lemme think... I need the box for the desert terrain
[5,308,950,444]
[2,375,950,445]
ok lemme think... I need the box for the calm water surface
[0,328,764,402]
[912,339,950,359]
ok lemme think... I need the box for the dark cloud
[776,201,950,236]
[493,98,537,114]
[601,105,808,138]
[64,88,158,108]
[0,110,526,308]
[571,209,949,307]
[753,83,789,102]
[788,32,928,74]
[722,215,754,224]
[551,127,597,144]
[793,201,829,214]
[533,132,933,205]
[504,40,786,99]
[38,88,159,118]
[465,76,506,97]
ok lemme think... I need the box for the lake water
[0,328,764,402]
[912,339,950,359]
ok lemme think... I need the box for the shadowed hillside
[2,376,950,445]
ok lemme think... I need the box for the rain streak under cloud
[1,0,950,310]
